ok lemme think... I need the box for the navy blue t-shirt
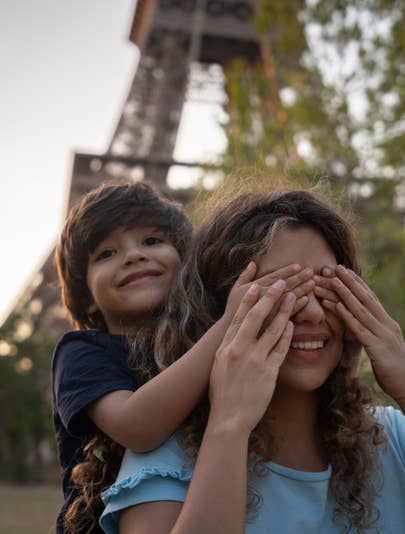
[52,329,136,533]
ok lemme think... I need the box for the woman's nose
[293,290,325,324]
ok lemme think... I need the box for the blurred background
[1,0,404,532]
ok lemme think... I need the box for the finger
[333,300,375,345]
[290,278,315,299]
[313,274,333,290]
[322,298,338,315]
[321,266,336,278]
[331,276,384,334]
[335,266,385,315]
[256,289,302,328]
[254,263,301,288]
[284,267,314,292]
[256,292,296,356]
[265,321,294,368]
[291,295,309,315]
[233,261,257,288]
[313,284,340,303]
[221,283,261,345]
[231,280,287,345]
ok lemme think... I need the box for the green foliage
[0,312,57,482]
[216,0,405,404]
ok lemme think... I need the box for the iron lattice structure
[10,0,260,336]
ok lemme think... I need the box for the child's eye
[144,236,163,246]
[95,248,116,261]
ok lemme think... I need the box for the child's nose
[123,246,147,265]
[293,291,325,324]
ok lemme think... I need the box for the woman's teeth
[291,341,325,350]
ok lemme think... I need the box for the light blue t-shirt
[100,407,405,533]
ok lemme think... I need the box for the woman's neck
[261,388,328,472]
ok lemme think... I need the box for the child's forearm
[120,316,228,451]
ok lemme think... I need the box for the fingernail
[323,267,334,276]
[313,275,322,283]
[272,279,286,290]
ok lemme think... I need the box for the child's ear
[87,302,98,314]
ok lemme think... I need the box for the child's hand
[321,265,405,407]
[225,262,314,323]
[209,281,295,436]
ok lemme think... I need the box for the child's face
[86,226,181,334]
[256,225,345,394]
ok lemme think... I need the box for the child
[52,182,314,532]
[100,189,405,534]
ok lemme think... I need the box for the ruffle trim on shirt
[101,466,193,504]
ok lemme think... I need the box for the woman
[100,189,405,533]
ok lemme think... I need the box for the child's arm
[86,262,312,451]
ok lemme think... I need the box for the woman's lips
[288,333,329,360]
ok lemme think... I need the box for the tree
[0,311,56,481]
[217,0,405,402]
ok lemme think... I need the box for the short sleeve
[52,331,136,436]
[377,406,405,467]
[100,435,192,534]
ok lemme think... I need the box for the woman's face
[256,225,345,393]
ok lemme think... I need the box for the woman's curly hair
[150,189,386,532]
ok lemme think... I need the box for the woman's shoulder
[102,433,194,505]
[375,405,405,430]
[375,405,405,463]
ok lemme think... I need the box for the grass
[0,484,63,534]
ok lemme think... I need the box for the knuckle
[232,314,244,327]
[265,321,283,338]
[247,307,263,321]
[391,320,402,335]
[358,305,369,317]
[221,345,240,362]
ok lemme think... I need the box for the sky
[0,0,226,324]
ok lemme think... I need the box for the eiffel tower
[9,0,260,337]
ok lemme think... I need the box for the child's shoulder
[55,328,127,353]
[56,328,112,347]
[52,329,130,375]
